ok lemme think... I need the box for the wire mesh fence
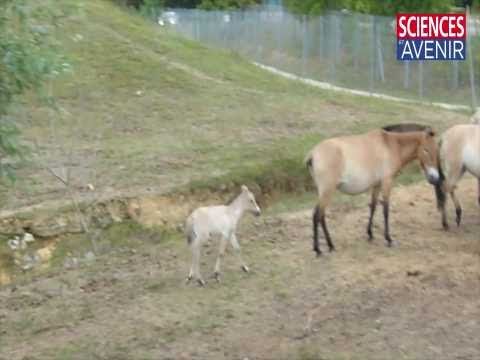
[158,6,480,109]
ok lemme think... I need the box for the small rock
[7,239,20,251]
[407,270,422,277]
[23,233,35,243]
[87,183,95,191]
[84,251,96,263]
[64,257,79,269]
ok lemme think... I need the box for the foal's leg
[214,235,228,282]
[192,240,205,286]
[367,185,381,241]
[230,234,249,273]
[381,179,393,247]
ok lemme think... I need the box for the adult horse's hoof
[241,265,249,273]
[455,208,462,227]
[442,220,449,231]
[328,246,336,252]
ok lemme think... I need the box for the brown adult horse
[433,124,480,229]
[305,125,439,256]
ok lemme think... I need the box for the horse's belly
[463,144,480,176]
[337,175,373,194]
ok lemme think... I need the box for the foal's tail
[433,143,446,211]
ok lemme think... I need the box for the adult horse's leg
[477,178,480,206]
[214,235,228,282]
[450,190,462,226]
[367,185,381,241]
[320,210,335,252]
[312,205,321,255]
[313,203,335,256]
[381,179,393,246]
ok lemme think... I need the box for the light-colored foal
[185,185,261,286]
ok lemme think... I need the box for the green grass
[3,0,469,213]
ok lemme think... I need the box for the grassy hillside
[5,0,469,211]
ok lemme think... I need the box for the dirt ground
[1,179,479,360]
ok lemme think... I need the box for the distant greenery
[284,0,455,16]
[113,0,260,10]
[0,0,69,182]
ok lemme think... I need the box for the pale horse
[185,185,261,286]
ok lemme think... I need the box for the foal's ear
[241,184,248,192]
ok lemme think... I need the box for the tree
[284,0,454,15]
[0,0,68,182]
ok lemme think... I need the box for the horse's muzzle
[426,167,440,185]
[255,210,261,217]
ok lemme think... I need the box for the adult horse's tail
[304,152,314,178]
[433,143,446,211]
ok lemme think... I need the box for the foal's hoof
[241,265,249,273]
[442,222,450,231]
[328,246,336,253]
[314,250,322,257]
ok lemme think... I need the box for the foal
[185,185,261,286]
[305,126,439,255]
[434,124,480,229]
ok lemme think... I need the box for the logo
[396,14,466,61]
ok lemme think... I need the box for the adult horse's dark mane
[382,123,430,133]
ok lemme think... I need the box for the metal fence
[158,6,480,108]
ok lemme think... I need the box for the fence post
[467,7,477,110]
[302,15,307,76]
[353,15,360,70]
[404,61,410,89]
[369,15,374,93]
[418,60,424,100]
[318,16,324,61]
[375,18,385,82]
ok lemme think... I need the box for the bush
[0,0,70,182]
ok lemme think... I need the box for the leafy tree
[114,0,259,10]
[0,0,69,182]
[284,0,455,15]
[198,0,260,10]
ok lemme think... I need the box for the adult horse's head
[383,123,440,185]
[417,127,440,185]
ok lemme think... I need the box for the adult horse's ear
[241,184,248,192]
